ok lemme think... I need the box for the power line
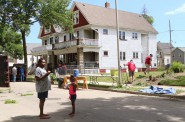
[158,30,185,34]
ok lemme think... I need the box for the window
[132,32,138,39]
[55,36,59,44]
[103,29,108,35]
[44,40,47,45]
[50,37,53,44]
[120,52,126,60]
[133,52,138,59]
[45,26,51,34]
[119,31,126,40]
[103,51,108,56]
[54,25,61,30]
[179,54,181,57]
[76,31,79,38]
[73,11,79,25]
[30,57,34,62]
[64,35,66,42]
[69,33,74,40]
[167,59,169,64]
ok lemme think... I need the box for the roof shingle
[74,2,158,34]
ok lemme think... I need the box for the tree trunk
[21,30,27,71]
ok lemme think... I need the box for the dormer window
[73,11,79,25]
[54,25,61,31]
[45,26,51,34]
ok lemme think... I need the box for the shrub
[170,61,184,73]
[50,73,57,81]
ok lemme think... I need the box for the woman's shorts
[38,91,48,100]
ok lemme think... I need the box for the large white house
[31,1,158,72]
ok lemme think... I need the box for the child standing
[68,75,77,115]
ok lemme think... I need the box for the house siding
[94,27,157,69]
[73,6,89,28]
[172,48,185,64]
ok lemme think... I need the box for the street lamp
[115,0,121,86]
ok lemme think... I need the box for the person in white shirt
[35,58,51,119]
[12,66,17,82]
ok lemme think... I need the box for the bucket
[110,69,118,76]
[73,69,79,77]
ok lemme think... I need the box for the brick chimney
[105,2,110,8]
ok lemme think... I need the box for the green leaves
[0,0,73,65]
[141,5,154,25]
[142,14,154,25]
[2,27,23,59]
[38,0,73,32]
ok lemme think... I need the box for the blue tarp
[139,86,176,94]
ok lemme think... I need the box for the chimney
[105,2,110,8]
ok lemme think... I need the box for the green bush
[170,61,184,73]
[50,73,57,81]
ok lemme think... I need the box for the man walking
[19,66,25,81]
[144,54,153,75]
[12,66,17,82]
[124,60,136,83]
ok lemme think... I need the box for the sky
[26,0,185,47]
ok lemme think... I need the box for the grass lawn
[159,75,185,86]
[26,71,165,83]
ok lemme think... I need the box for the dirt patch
[134,72,185,86]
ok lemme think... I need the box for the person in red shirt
[124,60,136,83]
[144,54,153,75]
[68,75,77,116]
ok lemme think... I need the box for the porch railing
[65,64,99,75]
[32,45,53,53]
[53,38,99,50]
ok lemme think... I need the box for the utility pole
[115,0,121,86]
[169,20,172,64]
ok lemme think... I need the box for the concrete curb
[88,86,185,100]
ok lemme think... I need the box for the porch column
[51,52,55,72]
[77,47,84,72]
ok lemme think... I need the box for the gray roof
[157,42,174,55]
[178,47,185,52]
[74,2,158,34]
[26,43,41,54]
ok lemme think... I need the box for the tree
[141,5,154,25]
[0,1,23,59]
[3,27,23,59]
[1,0,73,70]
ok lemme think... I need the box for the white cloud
[165,3,185,15]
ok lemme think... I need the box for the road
[0,82,185,122]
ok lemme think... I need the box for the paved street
[0,82,185,122]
